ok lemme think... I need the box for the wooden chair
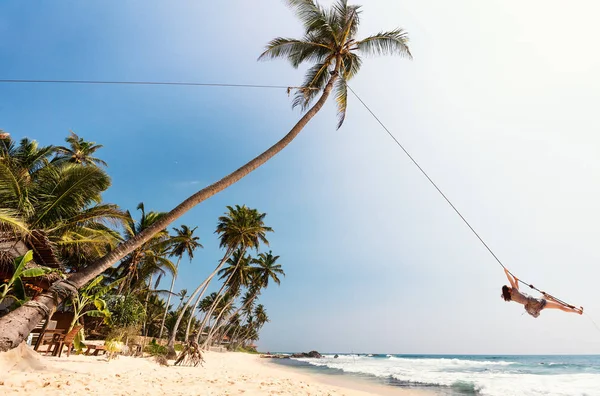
[32,320,58,351]
[49,325,83,357]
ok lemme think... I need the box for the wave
[288,355,600,396]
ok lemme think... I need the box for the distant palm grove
[0,132,284,354]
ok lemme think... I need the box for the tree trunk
[202,299,234,349]
[142,274,153,337]
[0,72,339,352]
[217,292,258,346]
[194,246,246,343]
[165,248,234,358]
[184,279,210,341]
[158,256,181,339]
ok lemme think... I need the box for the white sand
[0,344,427,395]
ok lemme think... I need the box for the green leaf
[12,278,26,301]
[73,329,85,353]
[83,275,104,293]
[12,251,33,279]
[20,267,53,278]
[94,299,107,311]
[0,208,30,235]
[85,309,108,318]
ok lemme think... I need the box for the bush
[107,294,146,328]
[145,339,168,356]
[236,346,259,354]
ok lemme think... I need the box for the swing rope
[347,85,581,311]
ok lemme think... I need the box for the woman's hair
[501,285,512,302]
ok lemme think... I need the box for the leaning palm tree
[158,225,202,339]
[219,252,284,345]
[54,130,107,167]
[195,206,272,346]
[166,205,272,355]
[0,0,411,352]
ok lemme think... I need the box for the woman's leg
[544,300,581,314]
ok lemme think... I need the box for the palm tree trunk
[194,246,246,343]
[142,274,153,337]
[202,298,235,349]
[184,280,210,341]
[218,291,259,346]
[165,248,234,357]
[0,72,339,352]
[158,256,181,339]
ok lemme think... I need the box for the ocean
[271,354,600,395]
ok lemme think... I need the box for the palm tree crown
[171,225,203,261]
[259,0,411,128]
[253,251,285,289]
[55,130,107,167]
[215,205,273,252]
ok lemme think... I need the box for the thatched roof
[0,230,64,278]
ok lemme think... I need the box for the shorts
[524,297,547,318]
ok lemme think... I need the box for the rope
[22,300,51,317]
[0,79,316,91]
[585,313,600,333]
[48,279,79,303]
[347,85,580,310]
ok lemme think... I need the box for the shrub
[144,341,168,356]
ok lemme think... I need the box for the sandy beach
[0,344,427,396]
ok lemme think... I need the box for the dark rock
[289,350,322,359]
[334,354,339,358]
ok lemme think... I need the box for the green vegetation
[0,133,284,353]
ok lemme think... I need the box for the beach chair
[32,320,58,352]
[48,325,83,357]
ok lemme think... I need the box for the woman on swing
[502,268,583,317]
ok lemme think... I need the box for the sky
[1,0,600,354]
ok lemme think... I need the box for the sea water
[272,354,600,395]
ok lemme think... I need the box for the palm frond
[356,29,412,58]
[334,78,348,129]
[31,163,111,228]
[333,0,361,44]
[50,204,127,234]
[0,208,30,235]
[258,38,332,68]
[340,52,362,81]
[286,0,336,39]
[0,161,33,217]
[292,56,335,110]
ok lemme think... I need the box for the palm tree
[195,206,272,346]
[111,203,175,293]
[253,251,284,288]
[0,136,124,270]
[54,130,107,167]
[158,225,202,339]
[0,0,411,352]
[220,252,284,345]
[217,250,254,295]
[166,205,272,355]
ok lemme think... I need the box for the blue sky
[2,0,600,354]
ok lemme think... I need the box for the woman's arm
[504,268,519,289]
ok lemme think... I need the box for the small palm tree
[218,250,254,295]
[253,251,284,288]
[55,131,107,167]
[113,203,175,293]
[158,225,202,339]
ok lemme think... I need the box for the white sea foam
[294,356,600,396]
